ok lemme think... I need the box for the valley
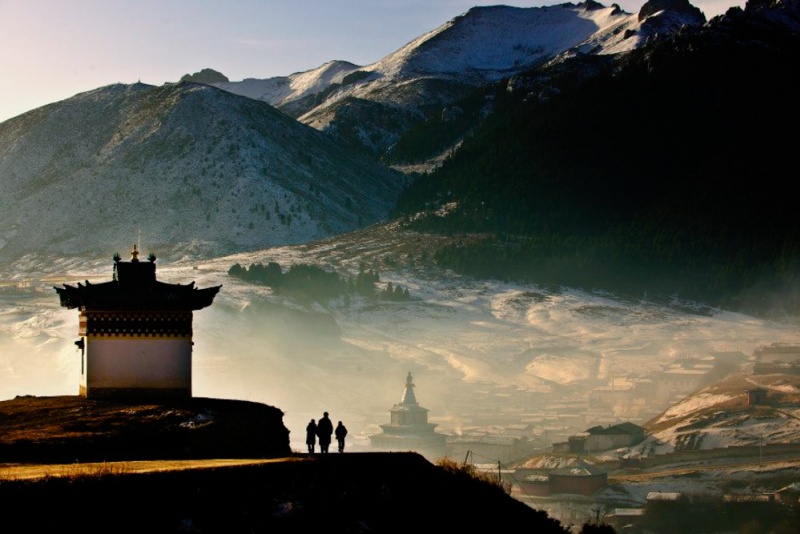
[1,222,798,459]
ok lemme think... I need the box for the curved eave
[54,283,222,311]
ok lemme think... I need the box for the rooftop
[54,246,221,312]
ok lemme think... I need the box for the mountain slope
[0,82,406,264]
[213,0,705,157]
[389,0,800,315]
[639,371,800,454]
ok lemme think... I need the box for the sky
[0,0,746,125]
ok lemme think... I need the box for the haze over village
[0,228,796,445]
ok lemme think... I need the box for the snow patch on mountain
[217,3,649,110]
[214,60,362,110]
[366,3,636,82]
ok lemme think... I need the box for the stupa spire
[401,371,417,405]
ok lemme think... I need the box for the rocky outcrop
[639,0,706,22]
[180,68,230,84]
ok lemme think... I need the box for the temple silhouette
[369,372,447,460]
[54,245,221,398]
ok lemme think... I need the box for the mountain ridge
[0,80,406,264]
[210,0,705,157]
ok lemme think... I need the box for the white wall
[85,337,192,390]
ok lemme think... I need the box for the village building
[746,387,768,405]
[369,372,448,460]
[605,507,646,532]
[552,421,646,454]
[54,245,221,399]
[583,422,646,452]
[652,367,709,401]
[548,459,608,496]
[516,457,608,498]
[754,343,800,364]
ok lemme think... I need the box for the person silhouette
[335,421,348,453]
[305,419,317,454]
[316,411,333,453]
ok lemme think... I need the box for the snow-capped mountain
[212,0,705,156]
[0,0,717,272]
[0,82,406,265]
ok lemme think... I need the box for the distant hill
[0,81,406,264]
[638,370,800,454]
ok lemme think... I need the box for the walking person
[305,419,317,454]
[335,421,348,453]
[316,411,334,453]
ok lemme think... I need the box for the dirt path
[0,457,304,481]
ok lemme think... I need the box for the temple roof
[54,246,221,311]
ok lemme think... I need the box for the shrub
[435,456,512,495]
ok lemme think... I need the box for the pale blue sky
[0,0,744,124]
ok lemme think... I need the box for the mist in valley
[2,240,799,457]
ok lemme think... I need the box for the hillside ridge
[0,395,291,463]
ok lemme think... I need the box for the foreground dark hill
[0,396,569,533]
[0,453,569,533]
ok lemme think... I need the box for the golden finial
[131,244,139,262]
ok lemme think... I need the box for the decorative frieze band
[79,311,194,336]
